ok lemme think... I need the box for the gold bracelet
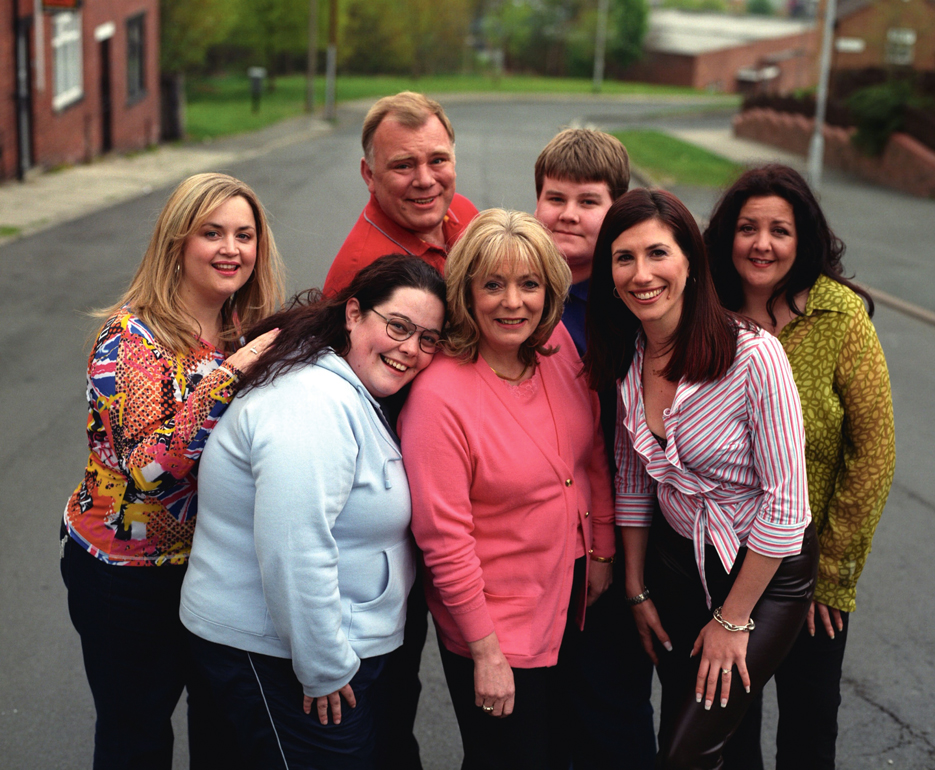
[590,554,614,564]
[713,606,755,632]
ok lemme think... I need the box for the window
[126,14,145,102]
[885,28,916,66]
[52,11,83,110]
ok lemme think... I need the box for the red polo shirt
[323,193,478,296]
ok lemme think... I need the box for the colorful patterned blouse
[64,310,241,566]
[778,275,895,612]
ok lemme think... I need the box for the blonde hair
[362,91,455,167]
[444,209,571,368]
[95,173,285,355]
[535,128,630,200]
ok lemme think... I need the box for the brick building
[1,0,160,181]
[621,9,820,93]
[832,0,935,71]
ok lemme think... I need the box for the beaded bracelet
[713,606,755,632]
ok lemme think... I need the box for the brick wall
[734,107,935,197]
[1,0,160,180]
[622,30,820,93]
[834,0,935,72]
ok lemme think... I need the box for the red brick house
[1,0,160,181]
[832,0,935,72]
[621,9,820,94]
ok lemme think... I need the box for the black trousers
[438,557,586,770]
[649,516,818,770]
[722,610,850,770]
[60,530,244,770]
[565,551,656,769]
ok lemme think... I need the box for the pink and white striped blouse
[615,326,811,607]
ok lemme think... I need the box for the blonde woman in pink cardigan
[399,209,615,770]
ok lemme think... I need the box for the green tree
[341,0,471,76]
[229,0,312,79]
[160,0,240,138]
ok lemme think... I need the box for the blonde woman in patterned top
[705,164,895,770]
[60,173,285,770]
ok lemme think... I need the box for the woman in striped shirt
[583,189,818,769]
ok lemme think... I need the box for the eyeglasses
[372,309,442,354]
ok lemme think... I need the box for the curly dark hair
[238,254,446,393]
[704,164,872,325]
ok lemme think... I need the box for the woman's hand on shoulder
[303,682,357,725]
[691,618,751,711]
[630,598,672,665]
[225,328,280,374]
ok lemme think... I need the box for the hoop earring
[613,287,622,299]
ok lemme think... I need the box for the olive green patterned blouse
[778,274,895,612]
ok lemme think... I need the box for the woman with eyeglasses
[399,210,615,769]
[179,254,446,770]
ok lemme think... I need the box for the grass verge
[0,225,22,238]
[613,129,744,188]
[186,73,732,141]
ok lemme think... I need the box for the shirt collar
[364,194,456,257]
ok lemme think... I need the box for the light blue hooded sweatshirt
[180,351,415,698]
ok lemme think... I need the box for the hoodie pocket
[347,539,412,641]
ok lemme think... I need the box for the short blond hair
[362,91,455,167]
[535,128,630,200]
[96,173,285,355]
[444,209,571,368]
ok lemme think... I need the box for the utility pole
[306,0,318,113]
[592,0,610,93]
[807,0,837,193]
[324,0,338,120]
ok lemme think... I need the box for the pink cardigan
[399,324,615,668]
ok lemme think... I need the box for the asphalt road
[1,96,933,769]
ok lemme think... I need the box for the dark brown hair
[704,163,872,324]
[583,189,739,392]
[239,254,446,392]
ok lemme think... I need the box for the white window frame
[885,28,916,66]
[126,13,145,102]
[52,11,83,110]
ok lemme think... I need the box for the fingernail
[704,700,712,711]
[829,632,835,640]
[720,698,728,708]
[745,685,751,694]
[664,641,673,652]
[696,693,702,703]
[809,629,815,637]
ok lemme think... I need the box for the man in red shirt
[323,91,478,295]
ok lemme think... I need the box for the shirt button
[584,511,590,517]
[588,548,594,555]
[565,479,573,487]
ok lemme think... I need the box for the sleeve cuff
[745,517,810,559]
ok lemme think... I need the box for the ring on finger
[481,705,494,713]
[249,347,259,355]
[721,668,731,675]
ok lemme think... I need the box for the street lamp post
[593,0,610,93]
[807,0,837,193]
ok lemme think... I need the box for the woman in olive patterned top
[706,164,895,770]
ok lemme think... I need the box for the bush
[847,80,912,156]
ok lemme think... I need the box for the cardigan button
[584,511,590,517]
[588,548,594,555]
[565,478,573,487]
